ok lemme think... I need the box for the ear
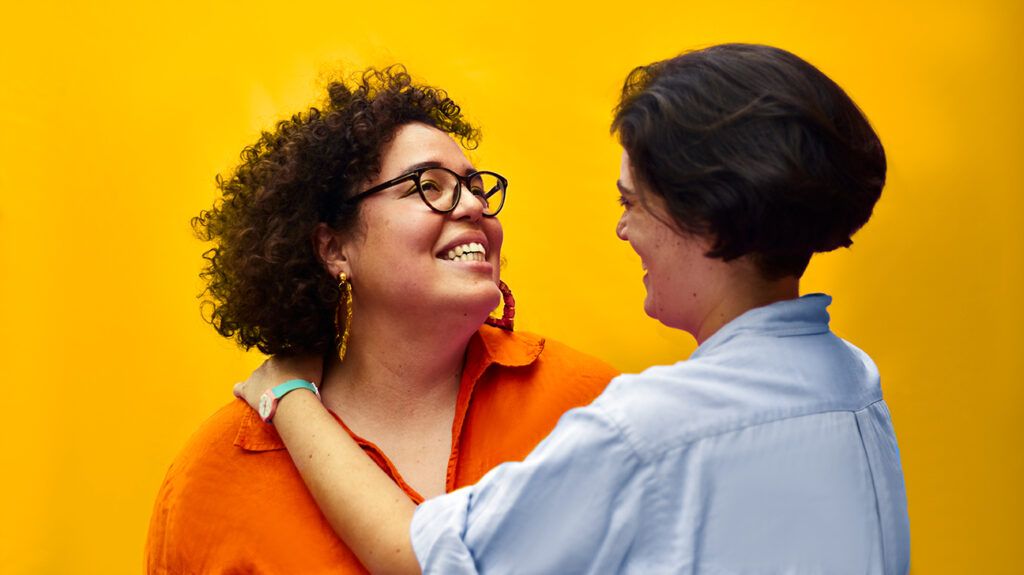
[313,223,352,279]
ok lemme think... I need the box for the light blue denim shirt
[411,294,910,574]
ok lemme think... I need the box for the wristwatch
[258,379,320,423]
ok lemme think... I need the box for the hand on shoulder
[233,355,324,411]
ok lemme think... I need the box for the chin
[483,283,503,313]
[643,300,660,322]
[643,296,685,331]
[460,282,502,318]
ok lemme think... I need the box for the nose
[449,184,485,222]
[616,212,628,241]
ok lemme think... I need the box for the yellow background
[2,1,1021,573]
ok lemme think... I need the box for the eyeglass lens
[417,168,505,215]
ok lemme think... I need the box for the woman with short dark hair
[614,43,885,282]
[234,45,910,574]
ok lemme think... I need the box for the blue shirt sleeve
[410,404,649,574]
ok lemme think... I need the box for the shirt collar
[691,293,833,360]
[474,323,545,368]
[234,324,546,452]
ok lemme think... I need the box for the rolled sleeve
[411,404,648,574]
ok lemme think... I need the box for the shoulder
[509,330,618,403]
[146,400,358,573]
[475,325,618,401]
[148,400,259,520]
[165,400,254,466]
[146,400,254,571]
[837,337,880,381]
[151,399,289,502]
[533,334,620,380]
[462,329,618,466]
[478,325,616,371]
[595,332,884,457]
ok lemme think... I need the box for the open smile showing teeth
[444,242,487,262]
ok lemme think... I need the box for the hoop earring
[335,272,353,361]
[485,280,516,331]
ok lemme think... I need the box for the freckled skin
[615,151,725,334]
[615,150,800,343]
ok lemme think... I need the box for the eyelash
[618,195,632,208]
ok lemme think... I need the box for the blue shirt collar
[691,293,833,359]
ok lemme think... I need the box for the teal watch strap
[271,379,319,399]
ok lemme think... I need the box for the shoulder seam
[651,397,884,459]
[589,401,654,465]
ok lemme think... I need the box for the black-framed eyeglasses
[348,166,507,217]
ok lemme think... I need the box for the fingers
[233,354,321,407]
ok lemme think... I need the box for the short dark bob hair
[193,66,479,356]
[612,43,885,279]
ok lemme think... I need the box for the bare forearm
[272,391,421,575]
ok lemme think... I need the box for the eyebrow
[400,160,477,177]
[616,180,636,195]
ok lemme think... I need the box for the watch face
[258,392,273,420]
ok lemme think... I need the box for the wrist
[258,379,320,423]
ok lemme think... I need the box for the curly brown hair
[192,66,480,356]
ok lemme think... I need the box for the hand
[233,354,324,411]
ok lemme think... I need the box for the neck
[319,303,482,425]
[693,272,800,345]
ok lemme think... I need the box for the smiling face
[616,150,722,333]
[338,122,503,325]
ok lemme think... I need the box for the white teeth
[444,242,486,261]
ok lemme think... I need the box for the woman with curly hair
[233,45,910,573]
[144,67,617,574]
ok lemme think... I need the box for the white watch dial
[258,393,272,419]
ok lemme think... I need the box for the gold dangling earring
[335,272,353,361]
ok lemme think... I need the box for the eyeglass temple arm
[347,172,419,203]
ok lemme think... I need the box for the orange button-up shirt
[145,326,617,574]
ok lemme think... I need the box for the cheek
[630,226,658,262]
[485,219,504,257]
[362,213,435,264]
[484,219,504,282]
